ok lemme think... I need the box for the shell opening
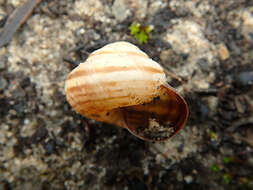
[121,84,188,142]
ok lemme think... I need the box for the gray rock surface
[0,0,253,189]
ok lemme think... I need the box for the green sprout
[210,164,219,172]
[223,157,231,164]
[129,23,151,44]
[209,131,217,140]
[223,173,231,184]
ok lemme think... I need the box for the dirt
[0,0,253,190]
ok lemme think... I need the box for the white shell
[65,41,188,141]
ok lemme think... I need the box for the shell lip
[162,83,189,138]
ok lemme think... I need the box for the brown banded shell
[65,41,188,142]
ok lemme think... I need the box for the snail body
[65,41,188,141]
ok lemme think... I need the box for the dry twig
[0,0,42,47]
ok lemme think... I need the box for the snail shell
[65,41,188,142]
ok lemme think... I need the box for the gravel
[0,0,253,189]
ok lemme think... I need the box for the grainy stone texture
[0,0,253,190]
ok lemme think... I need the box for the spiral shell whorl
[65,42,166,115]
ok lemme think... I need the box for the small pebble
[177,143,184,153]
[237,71,253,86]
[112,0,129,22]
[0,76,7,90]
[217,43,230,61]
[205,96,219,116]
[193,80,210,89]
[184,175,193,184]
[0,60,6,70]
[197,58,209,72]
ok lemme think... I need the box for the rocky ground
[0,0,253,189]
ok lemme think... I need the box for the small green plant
[223,173,231,184]
[129,23,151,44]
[209,130,217,140]
[223,157,231,164]
[210,164,219,172]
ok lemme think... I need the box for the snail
[65,41,188,142]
